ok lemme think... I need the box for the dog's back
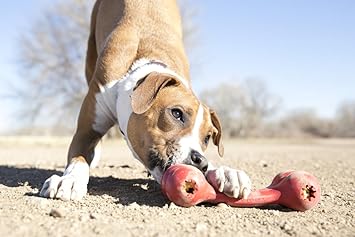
[86,0,189,85]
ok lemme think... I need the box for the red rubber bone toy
[162,164,320,211]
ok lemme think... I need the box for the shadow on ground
[0,165,295,211]
[0,165,167,207]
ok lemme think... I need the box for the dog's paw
[206,166,251,199]
[39,162,89,201]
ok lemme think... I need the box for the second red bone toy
[161,164,320,211]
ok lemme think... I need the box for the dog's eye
[171,108,184,122]
[204,135,211,145]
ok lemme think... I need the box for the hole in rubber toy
[302,185,317,201]
[183,180,196,194]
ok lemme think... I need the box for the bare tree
[335,100,355,137]
[11,0,199,134]
[238,78,281,136]
[278,101,355,138]
[13,0,94,132]
[200,79,281,137]
[200,83,245,136]
[279,109,334,138]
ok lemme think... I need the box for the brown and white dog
[40,0,251,201]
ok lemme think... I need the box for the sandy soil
[0,137,354,237]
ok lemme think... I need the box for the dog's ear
[131,72,180,114]
[210,110,224,157]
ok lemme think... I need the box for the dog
[40,0,251,201]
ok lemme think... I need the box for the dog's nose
[190,150,208,173]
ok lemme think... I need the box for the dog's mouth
[148,146,180,173]
[148,148,172,171]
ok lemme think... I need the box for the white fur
[90,140,102,168]
[178,103,204,160]
[206,165,252,199]
[40,162,89,201]
[92,83,118,134]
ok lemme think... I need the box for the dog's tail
[85,0,102,85]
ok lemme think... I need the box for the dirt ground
[0,136,354,237]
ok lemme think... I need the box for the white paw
[206,166,251,199]
[40,162,89,201]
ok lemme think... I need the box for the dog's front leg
[40,84,113,201]
[40,155,91,201]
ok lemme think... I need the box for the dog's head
[126,72,224,182]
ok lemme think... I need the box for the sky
[0,1,354,133]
